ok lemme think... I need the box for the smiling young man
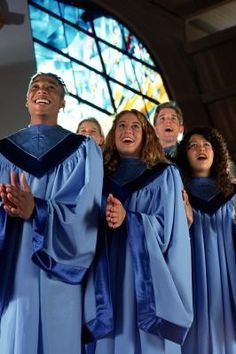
[153,101,184,161]
[0,73,105,354]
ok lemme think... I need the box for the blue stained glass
[30,7,67,50]
[122,27,153,65]
[32,0,61,16]
[99,42,139,90]
[64,25,103,71]
[131,60,166,100]
[33,43,77,93]
[28,0,169,133]
[71,62,114,112]
[93,17,123,48]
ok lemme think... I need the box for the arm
[125,166,193,344]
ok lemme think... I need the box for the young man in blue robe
[0,73,104,354]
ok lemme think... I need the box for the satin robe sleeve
[126,165,193,344]
[29,138,103,284]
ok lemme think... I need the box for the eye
[117,123,125,129]
[203,142,212,149]
[187,142,198,150]
[132,124,141,130]
[48,85,56,91]
[30,84,38,90]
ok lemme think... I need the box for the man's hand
[0,172,35,219]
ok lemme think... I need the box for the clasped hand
[106,193,126,229]
[0,171,35,220]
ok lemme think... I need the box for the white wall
[0,0,36,138]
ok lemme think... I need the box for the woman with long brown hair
[87,109,193,354]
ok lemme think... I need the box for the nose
[123,125,132,132]
[36,85,48,93]
[164,116,172,123]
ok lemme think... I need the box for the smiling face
[115,112,143,158]
[154,108,184,148]
[77,121,104,146]
[186,134,214,177]
[26,74,65,125]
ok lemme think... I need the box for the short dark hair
[27,72,68,98]
[154,101,183,125]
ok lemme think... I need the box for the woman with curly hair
[176,127,236,354]
[87,109,193,354]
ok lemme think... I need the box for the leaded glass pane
[28,0,169,133]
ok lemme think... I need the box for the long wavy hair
[176,127,235,196]
[104,109,168,174]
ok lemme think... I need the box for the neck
[160,140,176,148]
[30,115,58,126]
[192,171,210,178]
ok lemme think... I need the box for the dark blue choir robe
[182,177,236,354]
[87,159,193,354]
[0,124,104,354]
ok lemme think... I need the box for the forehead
[188,134,208,142]
[79,122,99,130]
[29,75,61,88]
[117,112,140,123]
[157,108,178,116]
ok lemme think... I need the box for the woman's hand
[106,193,126,229]
[182,189,193,228]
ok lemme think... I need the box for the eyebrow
[158,112,178,117]
[118,120,141,124]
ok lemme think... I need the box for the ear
[25,100,28,107]
[179,125,184,134]
[61,100,65,109]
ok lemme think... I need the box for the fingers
[106,195,126,229]
[20,173,30,192]
[10,171,19,188]
[2,172,34,219]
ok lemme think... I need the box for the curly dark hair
[104,109,168,174]
[176,127,235,196]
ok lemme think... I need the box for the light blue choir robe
[86,159,193,354]
[0,124,104,354]
[182,178,236,354]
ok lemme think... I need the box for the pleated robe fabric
[182,178,236,354]
[0,124,103,354]
[87,161,193,354]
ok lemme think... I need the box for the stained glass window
[28,0,169,134]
